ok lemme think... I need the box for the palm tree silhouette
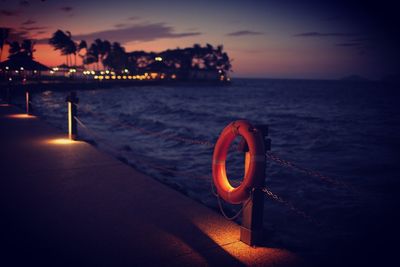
[94,39,111,69]
[103,42,127,70]
[7,39,36,60]
[21,39,35,59]
[78,40,87,67]
[49,30,77,67]
[0,27,10,62]
[49,30,70,66]
[85,42,99,69]
[8,41,21,57]
[65,31,77,67]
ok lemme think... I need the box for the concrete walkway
[0,103,302,266]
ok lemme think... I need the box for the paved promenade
[0,103,301,266]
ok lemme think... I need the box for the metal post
[238,124,271,246]
[66,91,79,140]
[25,89,30,115]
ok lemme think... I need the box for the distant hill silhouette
[340,75,369,82]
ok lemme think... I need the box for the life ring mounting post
[212,120,271,246]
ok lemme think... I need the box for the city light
[155,57,163,61]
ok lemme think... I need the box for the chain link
[216,190,253,221]
[262,187,322,226]
[266,151,352,190]
[75,112,341,228]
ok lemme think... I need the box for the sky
[1,0,399,79]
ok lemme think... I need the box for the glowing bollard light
[66,92,79,140]
[6,114,36,119]
[46,138,77,145]
[25,90,30,115]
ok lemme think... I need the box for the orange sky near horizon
[0,0,398,79]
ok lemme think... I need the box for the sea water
[29,78,400,256]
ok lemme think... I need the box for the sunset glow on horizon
[1,0,399,79]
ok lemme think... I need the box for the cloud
[127,16,140,21]
[114,23,127,28]
[231,48,264,54]
[336,42,362,47]
[227,30,263,37]
[72,23,201,44]
[350,37,375,42]
[36,31,47,35]
[0,9,20,16]
[7,29,30,42]
[22,19,36,25]
[20,26,48,31]
[294,32,359,37]
[19,0,29,6]
[60,6,73,12]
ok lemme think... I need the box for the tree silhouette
[77,40,87,67]
[8,41,21,57]
[21,39,35,59]
[49,30,77,67]
[7,39,36,60]
[65,31,77,67]
[0,27,10,62]
[49,30,70,66]
[103,42,128,70]
[48,33,232,80]
[92,39,111,69]
[84,42,99,69]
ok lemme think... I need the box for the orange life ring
[212,120,266,204]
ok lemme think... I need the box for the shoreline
[0,79,231,92]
